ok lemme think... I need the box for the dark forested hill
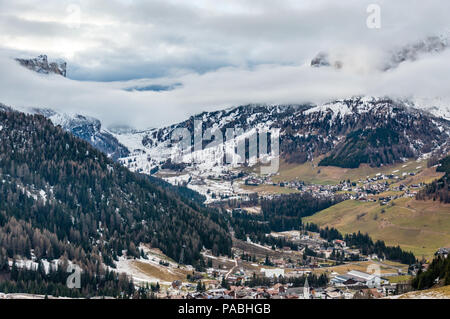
[412,254,450,290]
[260,193,344,231]
[0,108,232,279]
[417,155,450,203]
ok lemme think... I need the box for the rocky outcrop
[310,52,343,69]
[384,36,448,71]
[16,55,67,77]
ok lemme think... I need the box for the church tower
[303,277,310,299]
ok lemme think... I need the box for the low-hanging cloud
[0,47,449,129]
[1,0,450,80]
[0,0,449,128]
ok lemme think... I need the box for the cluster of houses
[165,267,400,299]
[181,281,313,299]
[159,230,412,300]
[154,230,432,301]
[435,247,450,259]
[166,277,319,299]
[238,169,424,204]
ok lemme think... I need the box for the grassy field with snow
[304,198,450,259]
[390,285,450,299]
[244,157,431,185]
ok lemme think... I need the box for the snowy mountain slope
[2,100,130,161]
[3,96,448,203]
[0,103,12,112]
[33,108,130,160]
[109,97,450,201]
[411,97,450,121]
[113,104,309,174]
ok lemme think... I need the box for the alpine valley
[1,36,450,299]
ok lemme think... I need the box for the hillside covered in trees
[0,108,232,296]
[318,127,410,168]
[305,223,416,265]
[344,231,416,265]
[417,154,450,203]
[412,255,450,290]
[261,193,344,231]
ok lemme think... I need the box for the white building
[347,270,382,288]
[261,268,284,278]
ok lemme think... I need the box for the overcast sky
[0,0,449,128]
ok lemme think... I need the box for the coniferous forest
[260,193,344,231]
[412,255,450,290]
[343,231,416,265]
[0,108,232,296]
[417,155,450,203]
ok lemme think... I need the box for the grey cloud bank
[0,0,449,128]
[2,0,450,80]
[1,49,450,129]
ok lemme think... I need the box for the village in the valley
[2,157,446,300]
[205,164,425,205]
[118,159,447,299]
[109,228,448,300]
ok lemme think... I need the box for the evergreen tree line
[0,108,233,296]
[229,212,299,250]
[245,272,328,288]
[411,255,450,290]
[305,223,416,265]
[417,155,450,203]
[230,211,271,241]
[260,193,344,231]
[145,175,206,204]
[0,256,135,298]
[318,127,413,168]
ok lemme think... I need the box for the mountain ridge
[116,96,450,170]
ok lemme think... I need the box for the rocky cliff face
[15,55,67,77]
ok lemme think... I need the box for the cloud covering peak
[0,0,449,128]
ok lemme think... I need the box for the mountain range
[10,53,450,202]
[6,97,448,204]
[1,45,450,299]
[114,97,450,176]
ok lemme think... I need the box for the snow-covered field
[387,285,450,299]
[111,245,190,287]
